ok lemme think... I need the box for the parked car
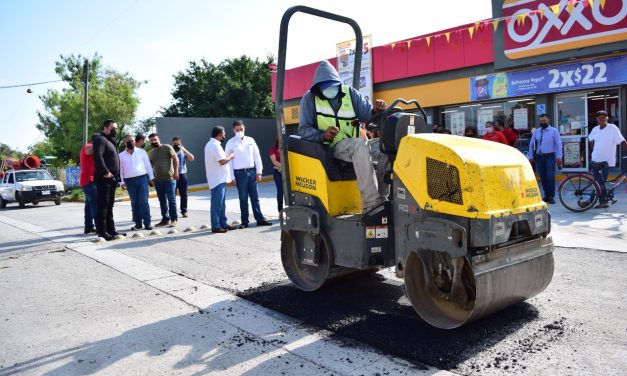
[0,169,64,208]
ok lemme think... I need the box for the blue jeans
[176,173,188,214]
[234,169,264,225]
[210,183,228,230]
[155,180,177,222]
[591,163,610,202]
[273,168,283,212]
[126,174,151,227]
[82,182,97,230]
[535,153,556,199]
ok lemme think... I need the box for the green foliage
[63,187,84,202]
[0,143,23,159]
[163,55,275,119]
[128,116,155,138]
[28,141,56,159]
[36,53,142,163]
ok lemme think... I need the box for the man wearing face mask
[481,121,508,144]
[92,119,124,241]
[119,135,154,231]
[225,120,272,228]
[299,60,387,213]
[172,136,195,218]
[528,114,562,204]
[205,126,236,233]
[148,133,179,227]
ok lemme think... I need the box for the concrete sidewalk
[171,181,627,253]
[0,215,447,376]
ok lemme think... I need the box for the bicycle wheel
[558,175,598,212]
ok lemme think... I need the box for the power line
[0,80,63,90]
[78,0,140,50]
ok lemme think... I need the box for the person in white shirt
[205,126,236,233]
[588,110,627,208]
[119,135,155,230]
[224,120,272,228]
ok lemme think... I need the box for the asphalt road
[1,188,626,375]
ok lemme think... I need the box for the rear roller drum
[281,231,333,291]
[281,231,358,291]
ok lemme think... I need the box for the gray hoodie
[298,60,373,143]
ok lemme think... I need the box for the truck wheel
[55,198,61,205]
[16,192,25,208]
[0,197,6,208]
[32,201,39,205]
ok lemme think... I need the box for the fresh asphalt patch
[237,272,571,374]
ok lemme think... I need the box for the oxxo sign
[503,0,627,59]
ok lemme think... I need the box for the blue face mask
[322,84,340,99]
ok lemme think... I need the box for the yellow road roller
[274,6,554,329]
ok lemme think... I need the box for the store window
[440,98,536,155]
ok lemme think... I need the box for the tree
[0,143,23,159]
[163,55,275,119]
[36,54,142,163]
[129,116,156,137]
[28,140,56,159]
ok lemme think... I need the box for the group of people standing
[204,120,272,233]
[80,119,193,241]
[463,118,520,146]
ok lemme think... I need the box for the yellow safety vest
[314,85,358,147]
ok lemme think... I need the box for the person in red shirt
[497,119,519,147]
[79,140,97,234]
[482,121,508,145]
[269,138,283,213]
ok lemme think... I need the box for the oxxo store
[275,0,627,173]
[456,0,627,172]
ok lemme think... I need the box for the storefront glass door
[556,94,588,171]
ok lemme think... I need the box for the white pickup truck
[0,169,64,208]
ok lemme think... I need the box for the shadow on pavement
[0,310,300,376]
[237,274,539,370]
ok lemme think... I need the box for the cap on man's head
[318,80,340,90]
[596,110,608,116]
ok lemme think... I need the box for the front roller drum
[404,236,554,329]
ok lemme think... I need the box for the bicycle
[558,156,627,212]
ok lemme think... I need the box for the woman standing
[269,138,283,213]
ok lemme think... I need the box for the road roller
[274,6,554,329]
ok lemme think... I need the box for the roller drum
[405,236,554,329]
[281,230,365,291]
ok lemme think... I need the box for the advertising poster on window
[337,35,373,103]
[477,108,494,136]
[450,112,465,136]
[513,108,528,130]
[563,142,581,168]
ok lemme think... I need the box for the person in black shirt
[92,119,125,241]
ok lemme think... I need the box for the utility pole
[82,59,89,145]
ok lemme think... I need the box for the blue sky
[0,0,491,152]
